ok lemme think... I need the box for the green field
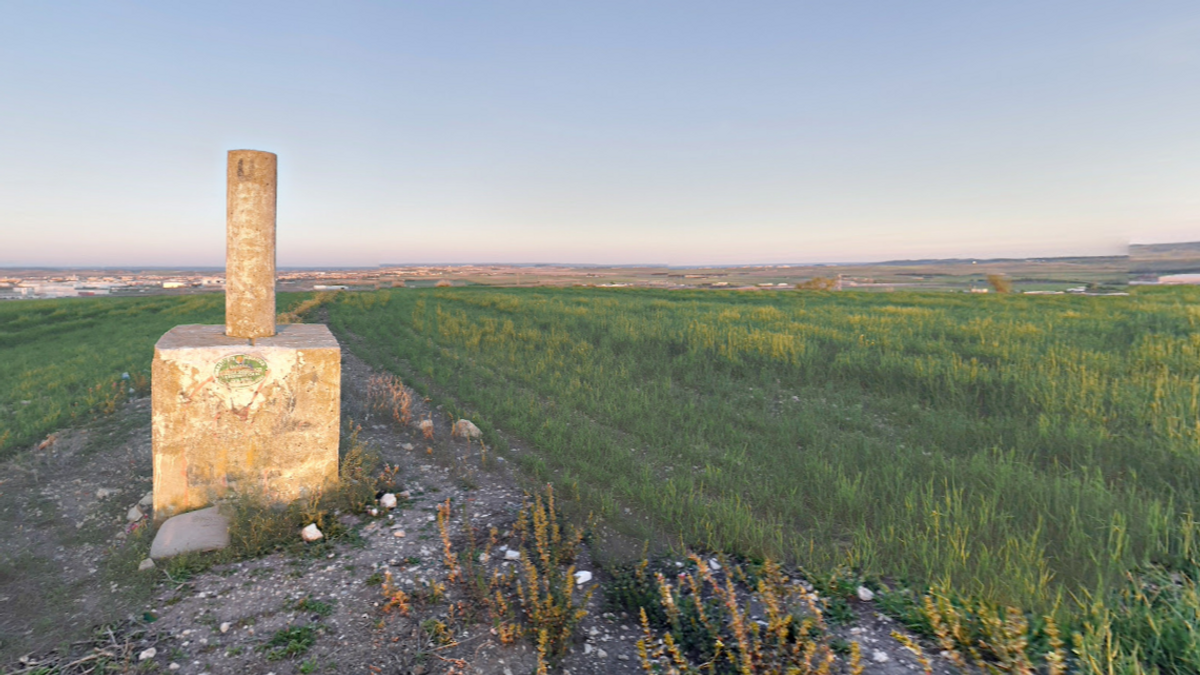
[326,286,1200,670]
[3,286,1199,671]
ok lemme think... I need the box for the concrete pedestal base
[151,324,341,521]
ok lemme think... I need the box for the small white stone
[138,558,155,572]
[139,492,153,508]
[380,493,397,509]
[617,654,629,661]
[504,549,521,560]
[126,506,144,522]
[300,523,324,542]
[401,443,414,451]
[392,530,406,538]
[220,622,230,634]
[708,559,721,571]
[96,488,113,499]
[857,585,875,602]
[399,490,411,500]
[596,648,608,658]
[138,647,156,661]
[584,643,593,654]
[169,663,180,671]
[573,570,593,586]
[478,552,489,564]
[872,650,889,663]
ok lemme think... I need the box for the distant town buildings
[0,256,1163,300]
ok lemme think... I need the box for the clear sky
[1,2,1197,267]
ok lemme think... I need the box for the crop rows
[327,286,1200,623]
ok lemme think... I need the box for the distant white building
[29,284,79,297]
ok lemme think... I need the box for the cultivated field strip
[327,286,1200,619]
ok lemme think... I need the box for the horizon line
[0,248,1163,273]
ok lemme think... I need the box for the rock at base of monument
[150,506,231,560]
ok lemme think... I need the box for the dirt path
[1,350,952,675]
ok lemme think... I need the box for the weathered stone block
[151,323,341,520]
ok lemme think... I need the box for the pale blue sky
[1,2,1198,266]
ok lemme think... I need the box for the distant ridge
[1130,241,1200,254]
[1130,241,1200,275]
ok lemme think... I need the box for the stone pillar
[150,150,341,525]
[225,150,277,339]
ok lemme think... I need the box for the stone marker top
[156,323,338,352]
[225,149,277,340]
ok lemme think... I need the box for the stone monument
[151,150,341,523]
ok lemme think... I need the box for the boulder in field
[452,419,482,440]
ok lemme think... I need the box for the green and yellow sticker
[214,354,269,388]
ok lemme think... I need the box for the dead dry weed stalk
[5,621,156,675]
[366,372,413,427]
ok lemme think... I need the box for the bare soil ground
[0,351,953,675]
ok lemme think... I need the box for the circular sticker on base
[214,354,269,388]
